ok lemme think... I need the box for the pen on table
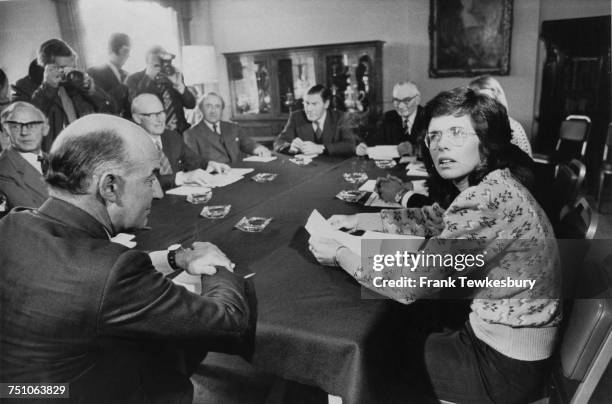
[244,273,256,279]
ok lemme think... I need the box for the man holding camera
[126,45,196,134]
[29,39,114,152]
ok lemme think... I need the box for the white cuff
[175,171,185,185]
[400,190,416,207]
[149,250,174,275]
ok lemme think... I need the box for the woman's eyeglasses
[425,127,477,149]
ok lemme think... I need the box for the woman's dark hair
[422,87,534,208]
[0,68,7,89]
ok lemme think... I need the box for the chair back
[603,123,612,163]
[554,253,612,404]
[556,115,591,161]
[550,159,586,225]
[557,197,598,240]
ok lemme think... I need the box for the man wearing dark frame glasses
[356,81,427,157]
[0,102,50,211]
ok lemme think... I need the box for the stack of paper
[367,145,400,160]
[166,168,255,194]
[243,155,277,163]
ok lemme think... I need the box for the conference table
[136,154,424,404]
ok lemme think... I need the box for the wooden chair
[534,115,591,165]
[596,123,612,211]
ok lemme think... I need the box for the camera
[158,53,176,76]
[61,70,88,91]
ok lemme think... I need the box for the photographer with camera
[126,45,196,134]
[29,39,115,151]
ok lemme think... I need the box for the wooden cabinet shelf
[224,41,384,141]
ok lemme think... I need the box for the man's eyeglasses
[392,95,418,105]
[425,127,477,149]
[4,121,44,132]
[137,111,165,119]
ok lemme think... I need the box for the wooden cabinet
[224,41,384,142]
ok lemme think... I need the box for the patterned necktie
[213,123,220,135]
[156,82,177,132]
[37,155,48,175]
[154,139,173,175]
[314,121,322,142]
[404,118,412,136]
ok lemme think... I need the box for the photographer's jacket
[30,83,115,152]
[126,70,196,134]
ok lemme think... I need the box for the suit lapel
[220,122,240,162]
[321,111,335,143]
[6,149,48,199]
[298,112,315,142]
[160,131,180,172]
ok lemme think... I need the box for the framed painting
[429,0,513,77]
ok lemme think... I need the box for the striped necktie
[154,138,173,175]
[156,82,177,132]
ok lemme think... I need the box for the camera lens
[63,70,85,89]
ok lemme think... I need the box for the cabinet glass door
[229,56,272,115]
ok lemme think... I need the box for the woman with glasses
[309,87,560,403]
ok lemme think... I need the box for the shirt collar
[18,151,43,174]
[203,120,221,134]
[107,62,122,82]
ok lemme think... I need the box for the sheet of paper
[110,233,136,248]
[243,155,277,162]
[172,271,202,294]
[367,145,400,160]
[358,179,377,192]
[305,210,362,254]
[411,179,429,195]
[228,168,255,176]
[364,193,402,208]
[166,185,211,196]
[406,162,429,177]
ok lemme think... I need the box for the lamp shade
[182,45,218,85]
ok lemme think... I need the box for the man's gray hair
[197,92,225,110]
[0,101,47,124]
[46,129,129,195]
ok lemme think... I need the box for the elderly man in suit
[356,81,427,157]
[0,113,256,403]
[184,92,271,164]
[0,102,49,211]
[126,45,195,134]
[87,33,131,118]
[274,84,357,156]
[131,93,229,189]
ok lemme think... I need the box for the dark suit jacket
[29,83,115,152]
[183,120,259,164]
[367,107,427,150]
[274,109,357,156]
[0,197,255,404]
[158,129,209,189]
[87,64,130,118]
[126,70,196,134]
[0,148,48,210]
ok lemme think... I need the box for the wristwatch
[167,248,183,270]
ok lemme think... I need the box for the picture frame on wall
[429,0,513,78]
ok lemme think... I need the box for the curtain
[126,0,193,45]
[52,0,89,67]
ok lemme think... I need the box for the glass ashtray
[186,189,212,204]
[200,205,231,219]
[343,172,368,184]
[336,190,367,203]
[235,216,272,232]
[374,160,397,169]
[252,173,278,183]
